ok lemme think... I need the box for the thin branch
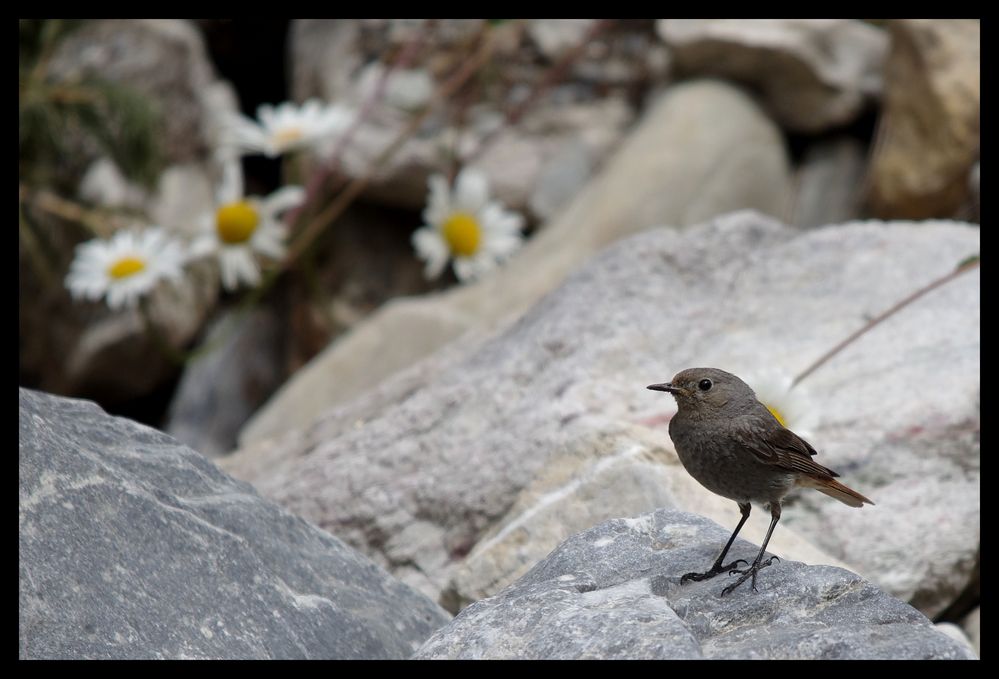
[461,19,613,167]
[282,24,505,268]
[284,19,433,229]
[22,185,118,238]
[791,257,981,388]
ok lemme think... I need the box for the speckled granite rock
[223,212,979,619]
[416,509,977,659]
[18,389,449,659]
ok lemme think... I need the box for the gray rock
[223,212,979,618]
[867,20,980,219]
[61,259,219,399]
[444,423,852,611]
[527,139,595,222]
[790,137,866,228]
[657,19,887,132]
[240,80,791,445]
[962,607,980,657]
[415,509,975,659]
[18,389,449,659]
[165,307,286,458]
[935,623,977,658]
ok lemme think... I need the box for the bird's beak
[647,382,676,393]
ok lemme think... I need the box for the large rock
[415,510,976,659]
[223,212,979,619]
[867,20,980,219]
[444,422,851,611]
[657,19,887,132]
[48,19,228,166]
[240,80,791,444]
[18,389,449,659]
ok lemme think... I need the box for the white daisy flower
[743,370,820,438]
[191,159,304,291]
[65,228,186,310]
[222,99,354,158]
[411,168,525,282]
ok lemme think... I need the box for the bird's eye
[698,379,713,391]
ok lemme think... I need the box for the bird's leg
[681,502,752,584]
[721,502,782,596]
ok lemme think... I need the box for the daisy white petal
[453,168,490,214]
[743,370,820,438]
[218,156,245,205]
[250,223,287,260]
[64,227,187,310]
[413,168,525,283]
[263,186,306,215]
[452,256,477,282]
[220,112,271,155]
[195,175,301,291]
[423,173,452,226]
[412,227,450,279]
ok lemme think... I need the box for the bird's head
[647,367,757,416]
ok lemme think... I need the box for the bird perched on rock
[647,367,873,596]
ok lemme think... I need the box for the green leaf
[956,254,980,271]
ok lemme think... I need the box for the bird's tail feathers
[799,475,874,507]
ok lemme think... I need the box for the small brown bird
[647,367,873,596]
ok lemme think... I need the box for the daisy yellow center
[442,212,481,257]
[216,201,260,244]
[766,404,787,427]
[273,126,304,148]
[107,256,146,279]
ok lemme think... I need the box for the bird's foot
[680,559,749,584]
[720,556,780,596]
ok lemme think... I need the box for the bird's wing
[736,423,839,478]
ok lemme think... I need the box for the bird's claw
[718,555,779,596]
[680,558,748,584]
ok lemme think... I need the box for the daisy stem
[284,19,432,230]
[21,184,116,239]
[791,256,981,389]
[283,21,510,269]
[460,19,613,167]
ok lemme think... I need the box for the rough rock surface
[223,212,979,619]
[867,19,980,219]
[657,19,887,132]
[19,389,449,659]
[444,423,851,611]
[240,80,791,444]
[415,510,976,659]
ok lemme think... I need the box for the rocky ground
[20,19,979,659]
